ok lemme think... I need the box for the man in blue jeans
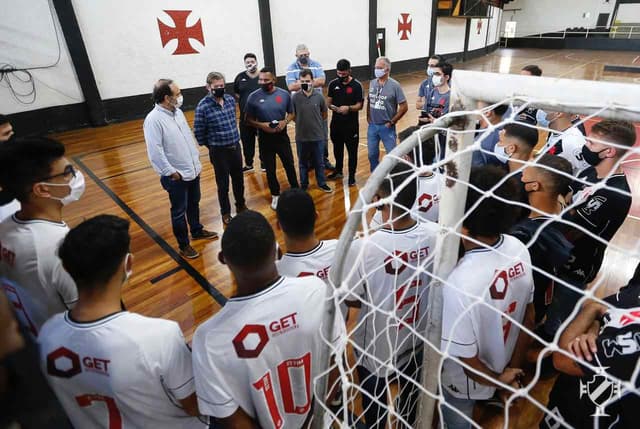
[291,69,332,193]
[144,79,218,259]
[366,56,408,171]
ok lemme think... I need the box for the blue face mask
[493,144,511,164]
[537,110,550,128]
[427,67,435,77]
[374,68,386,79]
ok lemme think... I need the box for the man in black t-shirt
[542,265,640,428]
[233,53,262,172]
[543,120,636,337]
[326,59,364,187]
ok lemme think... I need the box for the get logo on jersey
[384,246,430,275]
[233,313,299,359]
[47,346,111,378]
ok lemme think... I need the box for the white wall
[376,0,432,62]
[435,18,466,54]
[468,18,489,51]
[617,4,640,23]
[271,0,368,75]
[501,0,615,36]
[0,0,84,114]
[71,0,264,100]
[489,6,502,44]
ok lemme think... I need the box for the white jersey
[346,221,439,376]
[0,199,20,221]
[544,126,590,175]
[192,276,345,429]
[370,173,442,229]
[441,234,534,400]
[0,215,77,335]
[39,311,204,428]
[276,240,337,282]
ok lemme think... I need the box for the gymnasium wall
[501,0,616,36]
[2,0,502,135]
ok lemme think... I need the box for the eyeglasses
[40,164,76,181]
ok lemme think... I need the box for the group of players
[0,52,639,429]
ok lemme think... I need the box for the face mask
[298,55,309,65]
[123,253,133,283]
[42,170,86,205]
[493,144,511,164]
[246,64,257,73]
[261,82,274,92]
[301,82,312,92]
[213,87,225,98]
[432,75,443,86]
[374,68,386,79]
[581,145,607,166]
[174,95,183,109]
[427,67,435,76]
[339,75,349,83]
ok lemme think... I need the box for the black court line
[603,64,640,74]
[79,140,142,158]
[101,165,152,181]
[73,156,227,306]
[149,266,183,284]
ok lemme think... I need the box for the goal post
[313,69,640,429]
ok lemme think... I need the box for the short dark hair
[260,66,275,76]
[299,69,313,80]
[492,104,509,117]
[244,53,257,61]
[222,210,275,268]
[276,189,316,238]
[591,120,637,154]
[522,65,542,76]
[379,163,417,214]
[534,154,573,196]
[59,215,131,292]
[0,137,65,202]
[152,79,173,104]
[504,123,538,149]
[336,59,351,71]
[434,62,453,79]
[429,54,445,63]
[0,114,8,126]
[398,126,436,166]
[464,166,519,237]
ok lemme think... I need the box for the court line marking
[633,55,639,64]
[73,156,227,306]
[101,165,153,181]
[150,266,183,284]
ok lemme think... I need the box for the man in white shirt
[192,211,344,429]
[143,79,217,259]
[440,166,535,429]
[346,163,439,428]
[0,137,80,335]
[543,111,590,175]
[276,188,337,282]
[39,215,205,428]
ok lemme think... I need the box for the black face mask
[301,82,312,92]
[212,87,225,98]
[340,75,350,83]
[581,145,607,166]
[261,82,274,92]
[298,56,309,65]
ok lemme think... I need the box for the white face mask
[432,75,443,86]
[174,95,184,109]
[123,252,133,282]
[427,67,435,76]
[493,144,511,164]
[42,170,86,205]
[374,68,386,79]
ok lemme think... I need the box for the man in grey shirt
[291,69,331,192]
[366,57,408,171]
[143,79,217,259]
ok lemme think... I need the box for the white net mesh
[314,78,640,429]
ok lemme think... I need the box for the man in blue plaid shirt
[194,72,247,226]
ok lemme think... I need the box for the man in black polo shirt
[543,120,636,338]
[234,53,262,172]
[327,59,364,186]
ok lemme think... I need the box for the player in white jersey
[192,211,345,429]
[440,166,535,429]
[542,111,590,175]
[38,215,205,428]
[346,163,439,428]
[276,188,337,282]
[0,138,81,335]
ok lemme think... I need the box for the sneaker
[271,195,279,210]
[348,177,356,187]
[327,172,343,180]
[192,229,219,240]
[242,165,254,173]
[179,245,199,259]
[222,214,233,225]
[319,184,333,193]
[261,165,266,172]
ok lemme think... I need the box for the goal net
[312,70,640,429]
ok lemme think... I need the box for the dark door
[596,13,610,27]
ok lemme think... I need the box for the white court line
[342,179,351,213]
[633,55,639,64]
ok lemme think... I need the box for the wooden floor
[52,48,640,426]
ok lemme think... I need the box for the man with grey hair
[285,44,335,171]
[367,56,408,171]
[194,72,247,226]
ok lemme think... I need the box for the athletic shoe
[179,245,199,259]
[327,172,343,180]
[319,184,333,193]
[271,195,279,210]
[192,229,219,240]
[348,177,356,186]
[242,165,254,173]
[222,214,233,226]
[324,160,336,171]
